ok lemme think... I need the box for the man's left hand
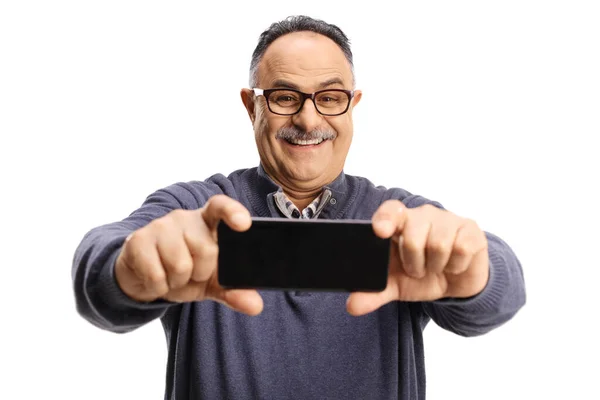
[346,200,490,316]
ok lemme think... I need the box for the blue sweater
[72,165,526,400]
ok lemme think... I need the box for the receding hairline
[249,16,355,88]
[262,30,348,56]
[253,31,355,88]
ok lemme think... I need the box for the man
[72,15,526,400]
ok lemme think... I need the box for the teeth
[288,138,324,145]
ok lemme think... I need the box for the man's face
[241,31,361,191]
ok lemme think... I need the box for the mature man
[73,15,526,400]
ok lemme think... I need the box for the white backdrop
[1,1,599,399]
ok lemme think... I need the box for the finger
[400,217,430,279]
[165,273,265,313]
[201,194,252,233]
[155,222,193,290]
[207,280,264,316]
[346,277,400,316]
[163,280,206,303]
[184,228,219,282]
[446,220,487,275]
[372,200,407,238]
[167,208,219,283]
[220,289,264,316]
[425,214,458,275]
[122,231,169,298]
[445,249,490,298]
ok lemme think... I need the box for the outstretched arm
[72,184,261,334]
[347,200,525,336]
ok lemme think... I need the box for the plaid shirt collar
[273,189,332,219]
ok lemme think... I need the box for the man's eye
[319,96,341,103]
[277,96,296,102]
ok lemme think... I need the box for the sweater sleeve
[71,183,213,333]
[400,194,526,337]
[421,231,526,337]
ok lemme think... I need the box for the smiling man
[242,30,359,210]
[72,16,526,400]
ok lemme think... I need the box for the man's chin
[281,164,334,187]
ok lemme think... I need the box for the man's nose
[292,99,322,132]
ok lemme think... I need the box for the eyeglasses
[253,88,354,116]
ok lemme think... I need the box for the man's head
[241,16,362,196]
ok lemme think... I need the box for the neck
[262,169,326,210]
[282,187,322,210]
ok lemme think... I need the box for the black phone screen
[217,217,390,292]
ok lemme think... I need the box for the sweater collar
[254,164,353,219]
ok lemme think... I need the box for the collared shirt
[273,188,333,219]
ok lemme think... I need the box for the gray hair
[249,15,355,88]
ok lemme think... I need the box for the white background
[1,1,599,399]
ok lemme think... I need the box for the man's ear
[351,90,362,108]
[240,88,256,123]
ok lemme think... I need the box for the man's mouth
[284,137,327,146]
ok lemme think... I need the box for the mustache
[275,126,337,141]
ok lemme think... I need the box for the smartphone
[217,217,390,292]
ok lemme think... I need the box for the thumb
[372,200,408,239]
[209,285,264,316]
[201,194,252,233]
[346,278,399,316]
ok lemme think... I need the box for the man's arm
[405,195,527,336]
[422,231,526,337]
[72,187,190,333]
[347,196,526,336]
[73,181,263,334]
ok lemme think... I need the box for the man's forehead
[258,32,353,89]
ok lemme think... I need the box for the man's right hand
[114,195,263,316]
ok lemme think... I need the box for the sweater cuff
[432,249,508,313]
[96,247,173,311]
